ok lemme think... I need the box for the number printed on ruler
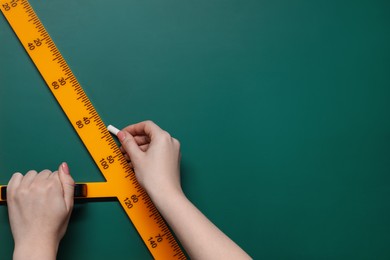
[0,0,186,259]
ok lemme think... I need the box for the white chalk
[107,125,120,136]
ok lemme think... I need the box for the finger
[122,120,163,140]
[7,172,23,188]
[139,144,149,152]
[134,135,151,146]
[7,172,23,199]
[20,170,38,188]
[128,162,134,169]
[49,170,59,179]
[119,146,131,161]
[36,169,52,180]
[117,130,142,163]
[58,162,75,212]
[121,140,149,153]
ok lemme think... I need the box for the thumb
[58,162,75,212]
[118,130,142,163]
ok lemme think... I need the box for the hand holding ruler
[0,0,186,258]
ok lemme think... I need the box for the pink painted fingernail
[62,162,70,175]
[117,131,126,142]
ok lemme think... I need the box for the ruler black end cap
[74,184,87,198]
[1,186,6,200]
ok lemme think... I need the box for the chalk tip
[107,124,120,136]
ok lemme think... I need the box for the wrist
[146,184,186,209]
[14,237,59,260]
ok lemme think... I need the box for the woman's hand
[7,163,75,260]
[118,120,182,199]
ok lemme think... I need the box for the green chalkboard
[1,0,389,259]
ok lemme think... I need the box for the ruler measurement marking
[107,140,116,146]
[85,107,95,113]
[48,44,57,50]
[27,16,37,22]
[119,160,129,167]
[48,45,57,51]
[49,46,59,52]
[74,88,83,94]
[101,133,110,140]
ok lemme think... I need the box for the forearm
[149,190,251,259]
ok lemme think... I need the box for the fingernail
[117,131,126,142]
[62,162,70,175]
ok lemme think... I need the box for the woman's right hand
[117,120,182,199]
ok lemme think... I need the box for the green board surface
[1,0,389,259]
